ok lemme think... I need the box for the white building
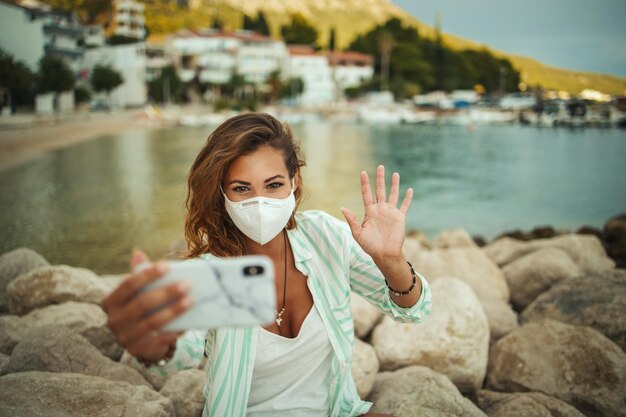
[237,31,287,85]
[285,45,334,106]
[109,0,146,40]
[82,43,147,108]
[0,1,85,72]
[165,29,286,86]
[327,51,374,90]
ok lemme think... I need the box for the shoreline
[0,110,158,172]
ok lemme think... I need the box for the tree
[148,65,184,103]
[280,14,318,45]
[279,77,304,99]
[0,48,34,110]
[255,11,270,36]
[36,55,75,94]
[328,27,336,52]
[90,64,123,97]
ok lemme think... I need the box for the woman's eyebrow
[264,175,285,183]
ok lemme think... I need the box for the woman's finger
[107,279,191,333]
[360,170,374,207]
[126,330,183,361]
[102,262,169,313]
[375,165,386,203]
[388,172,400,206]
[116,292,193,347]
[399,188,414,214]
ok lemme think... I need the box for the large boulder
[0,248,49,313]
[367,365,487,417]
[80,325,124,361]
[484,234,615,274]
[0,371,174,417]
[7,265,110,315]
[604,213,626,268]
[476,389,586,417]
[160,369,205,417]
[521,270,626,352]
[503,247,582,311]
[0,302,107,354]
[351,293,382,339]
[21,301,107,329]
[351,338,379,399]
[487,319,626,417]
[0,315,23,354]
[433,228,478,249]
[0,353,8,375]
[372,277,489,392]
[403,244,517,340]
[2,326,150,387]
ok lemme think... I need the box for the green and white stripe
[148,210,432,417]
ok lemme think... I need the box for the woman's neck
[244,231,286,262]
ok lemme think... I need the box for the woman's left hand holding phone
[102,249,194,366]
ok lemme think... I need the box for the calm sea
[1,122,624,273]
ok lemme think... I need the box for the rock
[404,245,517,340]
[0,302,108,354]
[121,350,167,391]
[0,353,8,375]
[521,270,626,352]
[160,369,205,417]
[372,277,489,392]
[485,234,615,274]
[21,301,107,330]
[80,326,124,361]
[367,365,487,417]
[433,228,478,248]
[351,293,382,339]
[406,230,432,249]
[3,326,150,387]
[431,247,509,302]
[0,248,49,313]
[7,265,110,315]
[472,235,488,247]
[503,247,582,311]
[0,315,23,354]
[476,389,586,417]
[0,371,174,417]
[487,319,626,417]
[351,338,378,399]
[483,237,530,267]
[577,225,603,240]
[604,213,626,268]
[479,296,519,342]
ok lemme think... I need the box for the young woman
[103,113,432,417]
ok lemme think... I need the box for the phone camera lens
[244,266,264,276]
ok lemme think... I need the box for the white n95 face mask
[223,188,296,245]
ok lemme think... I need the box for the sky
[393,0,626,78]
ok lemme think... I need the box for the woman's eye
[233,186,249,193]
[267,182,283,190]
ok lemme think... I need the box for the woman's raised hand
[102,250,193,365]
[341,165,413,262]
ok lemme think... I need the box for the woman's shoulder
[294,210,351,237]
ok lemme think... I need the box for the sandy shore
[0,110,158,172]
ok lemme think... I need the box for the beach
[0,110,157,172]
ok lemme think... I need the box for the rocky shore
[1,214,625,417]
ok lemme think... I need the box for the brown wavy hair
[184,112,306,258]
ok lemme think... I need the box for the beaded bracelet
[385,260,417,296]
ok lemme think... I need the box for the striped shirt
[148,210,432,417]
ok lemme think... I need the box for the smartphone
[136,256,276,331]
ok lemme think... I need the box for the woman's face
[223,145,297,202]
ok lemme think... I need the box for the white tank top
[247,305,333,417]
